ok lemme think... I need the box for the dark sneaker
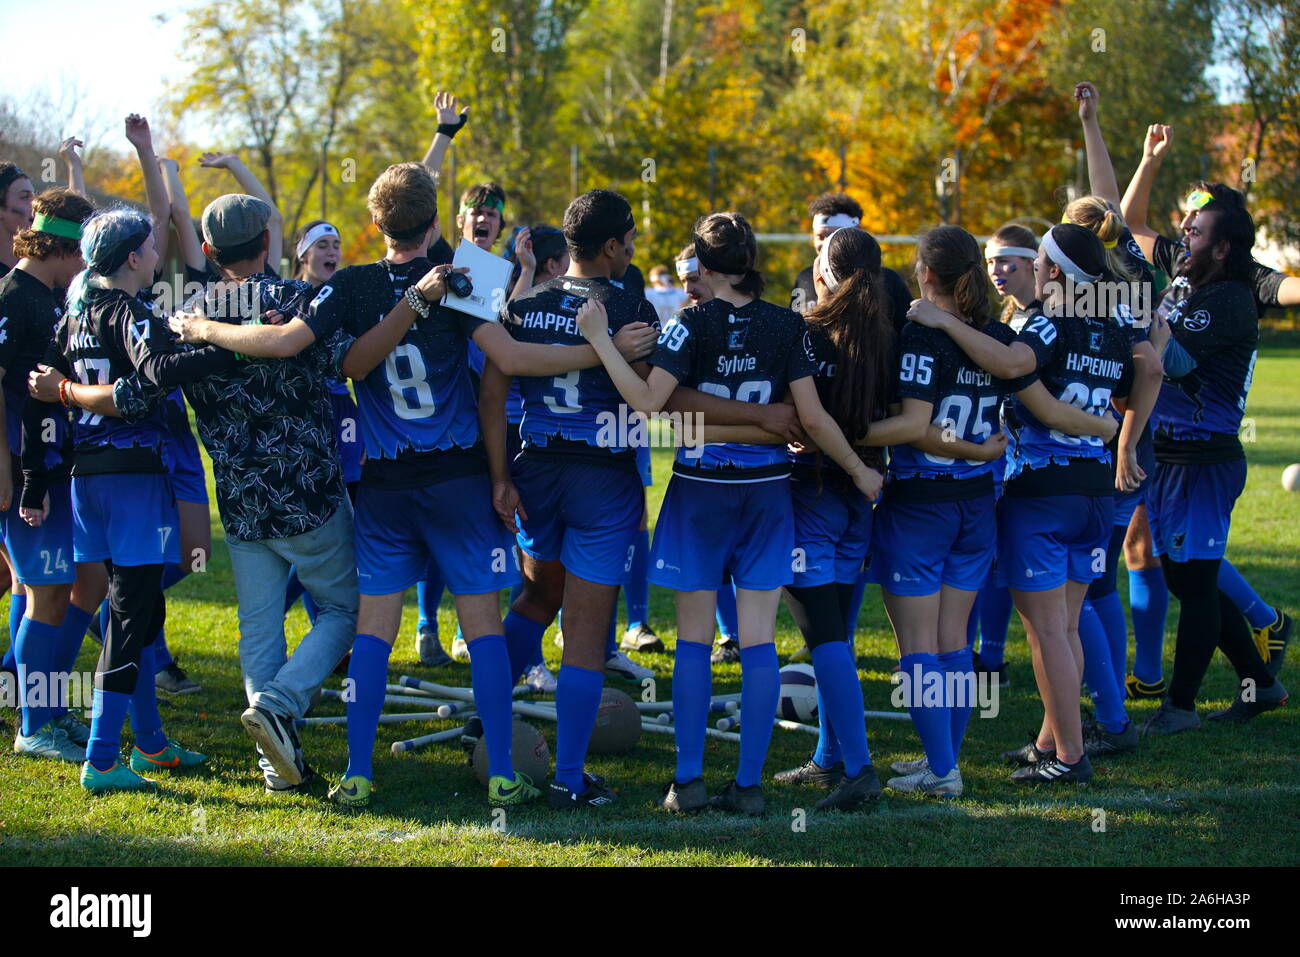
[1084,720,1139,757]
[621,623,665,654]
[660,777,709,813]
[1001,738,1055,767]
[711,640,741,665]
[1141,701,1201,736]
[815,764,882,811]
[240,706,302,786]
[155,661,201,695]
[1011,754,1093,784]
[266,763,317,795]
[1125,674,1166,699]
[548,772,617,810]
[974,652,1010,688]
[459,715,483,764]
[710,779,765,816]
[1206,678,1288,723]
[773,756,844,789]
[416,626,451,667]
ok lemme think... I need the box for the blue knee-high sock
[51,605,93,720]
[937,647,975,762]
[1128,567,1168,684]
[736,643,780,787]
[87,687,131,771]
[1218,560,1275,630]
[128,642,167,754]
[284,568,307,613]
[503,611,546,685]
[845,573,868,650]
[3,591,26,671]
[14,617,60,736]
[152,629,173,672]
[715,582,738,642]
[343,634,391,781]
[604,611,617,661]
[416,560,443,633]
[554,664,604,793]
[672,640,712,783]
[467,634,515,780]
[624,528,650,630]
[977,581,1013,668]
[811,679,842,768]
[1090,590,1128,689]
[1078,602,1128,733]
[810,641,870,777]
[899,652,955,777]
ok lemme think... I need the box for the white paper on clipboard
[440,242,513,322]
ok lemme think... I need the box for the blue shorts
[1146,458,1246,562]
[997,494,1113,592]
[635,444,653,487]
[354,474,520,596]
[2,481,75,585]
[648,475,794,592]
[331,390,364,485]
[790,477,873,587]
[869,494,995,595]
[72,472,180,566]
[512,454,643,587]
[164,427,209,505]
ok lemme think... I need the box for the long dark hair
[805,227,894,445]
[917,225,991,327]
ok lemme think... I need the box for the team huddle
[0,81,1291,813]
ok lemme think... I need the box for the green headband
[32,213,83,240]
[459,195,504,218]
[1185,190,1214,211]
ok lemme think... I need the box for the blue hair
[66,208,152,319]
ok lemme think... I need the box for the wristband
[58,379,72,408]
[405,283,431,319]
[436,111,469,139]
[234,317,263,362]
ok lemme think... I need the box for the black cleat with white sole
[660,777,709,813]
[1011,754,1093,784]
[815,764,882,811]
[710,779,766,816]
[1000,737,1055,767]
[240,706,303,786]
[548,772,617,810]
[773,756,844,789]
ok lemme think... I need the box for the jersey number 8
[385,343,437,420]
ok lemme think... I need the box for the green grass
[2,350,1298,867]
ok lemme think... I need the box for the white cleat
[450,636,471,663]
[522,662,558,694]
[886,765,963,797]
[604,649,653,682]
[889,756,929,776]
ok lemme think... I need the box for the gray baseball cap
[201,194,272,249]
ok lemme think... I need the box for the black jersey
[1152,233,1286,320]
[792,323,889,478]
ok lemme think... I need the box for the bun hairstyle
[916,225,991,326]
[988,224,1038,323]
[806,227,895,447]
[66,207,153,319]
[13,188,94,261]
[691,211,764,298]
[1064,196,1137,282]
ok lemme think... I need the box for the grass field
[2,345,1297,867]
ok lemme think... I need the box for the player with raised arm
[577,211,882,815]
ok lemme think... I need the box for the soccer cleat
[521,662,557,694]
[973,652,1010,688]
[788,644,811,664]
[416,626,451,667]
[621,623,665,654]
[1141,701,1201,736]
[266,763,317,795]
[1000,738,1055,766]
[889,756,929,776]
[604,649,653,682]
[816,764,882,811]
[14,725,86,762]
[155,661,201,695]
[328,774,372,808]
[450,636,470,663]
[489,771,541,807]
[130,738,207,773]
[1256,610,1291,678]
[240,706,303,786]
[660,777,709,813]
[887,766,963,796]
[459,715,483,763]
[80,761,156,793]
[773,756,843,789]
[1206,678,1288,724]
[710,640,740,665]
[1083,720,1139,757]
[710,779,766,816]
[1125,674,1166,699]
[547,772,617,810]
[1011,754,1093,784]
[51,712,91,746]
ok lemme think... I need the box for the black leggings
[1162,557,1271,711]
[97,560,166,696]
[785,582,856,650]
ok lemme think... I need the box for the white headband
[817,228,845,292]
[296,222,339,259]
[1041,228,1101,284]
[675,257,699,278]
[985,243,1038,261]
[813,213,859,231]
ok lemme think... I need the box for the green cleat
[328,774,372,808]
[488,771,541,807]
[81,761,157,793]
[130,738,207,773]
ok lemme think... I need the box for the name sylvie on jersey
[595,404,705,456]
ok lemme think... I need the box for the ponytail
[916,225,991,326]
[66,207,152,319]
